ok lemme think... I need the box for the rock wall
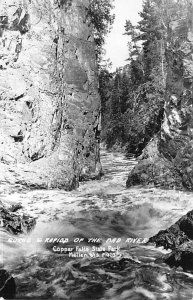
[0,0,101,190]
[149,209,193,272]
[127,1,193,190]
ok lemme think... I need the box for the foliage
[100,0,193,156]
[100,67,130,148]
[100,0,169,154]
[98,0,192,155]
[88,0,115,66]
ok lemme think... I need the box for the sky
[104,0,143,70]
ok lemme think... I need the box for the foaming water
[1,149,193,299]
[1,204,166,267]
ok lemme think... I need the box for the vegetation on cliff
[126,0,193,190]
[89,0,115,65]
[100,0,178,155]
[97,0,193,191]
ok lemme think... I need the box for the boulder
[0,205,36,235]
[149,210,193,249]
[150,210,193,271]
[163,242,193,272]
[0,269,16,299]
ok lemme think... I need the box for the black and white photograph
[1,0,193,299]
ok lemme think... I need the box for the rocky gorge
[1,0,193,299]
[127,1,193,191]
[0,0,101,190]
[1,150,193,299]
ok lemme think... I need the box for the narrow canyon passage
[2,149,193,241]
[1,0,193,299]
[1,149,193,299]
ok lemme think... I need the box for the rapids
[1,149,193,299]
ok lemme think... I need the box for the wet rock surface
[126,138,183,190]
[150,209,193,272]
[0,269,16,299]
[163,241,193,272]
[0,204,36,235]
[150,209,193,249]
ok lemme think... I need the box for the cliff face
[127,2,193,190]
[0,0,101,189]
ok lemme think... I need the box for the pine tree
[88,0,115,67]
[122,0,167,155]
[120,69,130,114]
[110,70,122,116]
[136,0,165,80]
[99,68,113,137]
[99,0,182,152]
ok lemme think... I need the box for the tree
[99,0,183,153]
[88,0,115,66]
[122,0,167,155]
[99,68,112,131]
[120,69,130,114]
[124,20,141,60]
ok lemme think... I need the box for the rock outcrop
[0,0,101,190]
[127,1,193,190]
[0,269,16,299]
[149,209,193,272]
[163,241,193,272]
[0,204,36,234]
[149,210,193,250]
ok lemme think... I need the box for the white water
[1,149,193,266]
[1,149,193,299]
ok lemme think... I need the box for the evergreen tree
[88,0,115,67]
[110,70,122,116]
[99,0,184,153]
[99,68,113,138]
[120,69,130,114]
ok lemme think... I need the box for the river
[1,149,193,299]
